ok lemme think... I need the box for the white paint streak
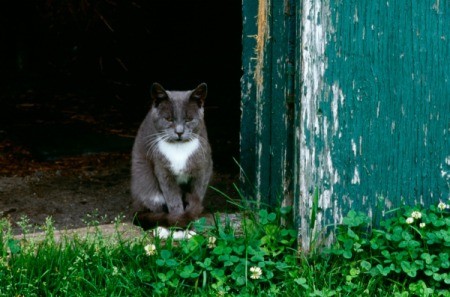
[299,0,335,252]
[351,167,360,184]
[343,194,353,209]
[391,121,396,134]
[423,124,428,146]
[367,207,373,222]
[256,140,263,203]
[353,6,359,23]
[331,83,345,135]
[322,189,332,210]
[433,0,440,13]
[441,156,450,182]
[351,139,357,156]
[359,136,363,155]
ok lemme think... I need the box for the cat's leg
[186,168,212,207]
[153,169,185,215]
[183,170,212,217]
[131,159,165,212]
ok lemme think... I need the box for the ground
[0,87,240,234]
[0,151,238,234]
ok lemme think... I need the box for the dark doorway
[0,1,242,232]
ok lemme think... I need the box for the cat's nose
[175,125,184,138]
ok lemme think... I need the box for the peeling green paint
[242,0,450,251]
[241,0,296,206]
[296,0,450,251]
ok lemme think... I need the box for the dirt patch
[0,149,239,235]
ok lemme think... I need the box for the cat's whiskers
[194,134,209,160]
[145,132,170,158]
[144,129,209,161]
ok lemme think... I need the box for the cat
[130,82,213,232]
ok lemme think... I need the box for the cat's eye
[185,117,193,122]
[165,117,173,122]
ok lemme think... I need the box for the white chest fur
[157,138,200,176]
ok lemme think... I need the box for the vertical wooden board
[240,0,273,204]
[256,0,274,204]
[269,0,296,206]
[297,0,450,251]
[297,0,335,250]
[241,0,296,206]
[240,0,258,200]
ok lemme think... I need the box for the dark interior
[0,1,243,230]
[0,1,242,174]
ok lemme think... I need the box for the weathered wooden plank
[269,0,296,206]
[240,0,296,206]
[296,0,335,251]
[240,0,259,201]
[296,0,450,251]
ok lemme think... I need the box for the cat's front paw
[152,226,197,240]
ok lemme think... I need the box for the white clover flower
[438,201,448,211]
[144,244,157,256]
[249,266,262,279]
[419,223,426,228]
[112,266,119,276]
[207,236,217,249]
[405,217,414,224]
[411,211,422,219]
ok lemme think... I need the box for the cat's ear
[151,83,168,107]
[190,83,207,107]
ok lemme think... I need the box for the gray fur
[131,83,213,229]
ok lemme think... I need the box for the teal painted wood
[240,0,259,200]
[268,0,296,206]
[241,0,449,251]
[240,0,296,206]
[240,0,272,204]
[296,0,450,251]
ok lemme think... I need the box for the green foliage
[325,200,450,296]
[1,200,450,296]
[0,206,299,296]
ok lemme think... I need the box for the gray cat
[131,82,213,230]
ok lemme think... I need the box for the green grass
[1,200,450,296]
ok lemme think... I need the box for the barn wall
[297,0,450,251]
[241,0,450,251]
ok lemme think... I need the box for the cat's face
[150,83,207,143]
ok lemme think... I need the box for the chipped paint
[441,156,450,184]
[299,0,335,252]
[254,0,270,88]
[254,0,270,202]
[241,0,298,209]
[351,167,360,185]
[294,0,450,252]
[351,139,357,156]
[242,0,450,252]
[331,83,344,135]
